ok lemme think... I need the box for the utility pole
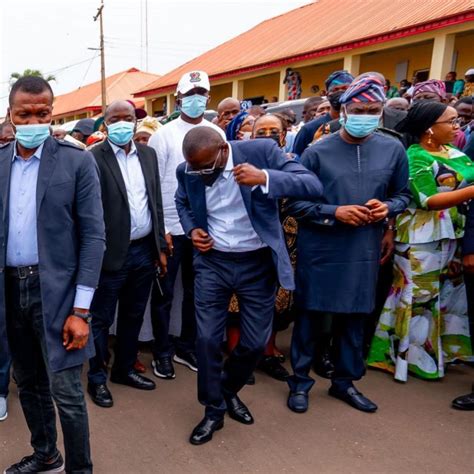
[145,0,149,71]
[93,0,106,115]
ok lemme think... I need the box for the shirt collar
[108,139,137,157]
[222,145,233,179]
[12,141,44,162]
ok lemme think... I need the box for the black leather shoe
[246,373,256,385]
[152,356,176,379]
[312,353,335,379]
[5,452,64,473]
[287,391,308,413]
[87,382,114,408]
[189,417,224,445]
[110,371,156,390]
[452,391,474,410]
[257,356,290,381]
[224,394,254,424]
[329,386,377,413]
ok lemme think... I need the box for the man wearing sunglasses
[175,126,323,445]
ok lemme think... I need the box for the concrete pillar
[343,54,361,76]
[169,94,176,112]
[231,80,244,100]
[278,69,287,102]
[144,97,154,116]
[165,94,172,115]
[430,33,455,80]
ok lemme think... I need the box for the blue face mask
[181,94,208,119]
[13,121,51,149]
[340,113,381,138]
[107,121,135,146]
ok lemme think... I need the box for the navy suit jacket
[463,203,474,256]
[0,137,105,372]
[175,139,323,289]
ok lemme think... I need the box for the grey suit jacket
[0,136,105,372]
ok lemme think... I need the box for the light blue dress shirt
[205,147,269,252]
[7,142,95,309]
[109,140,152,240]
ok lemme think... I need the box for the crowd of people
[0,65,473,473]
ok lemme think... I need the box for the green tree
[9,69,56,85]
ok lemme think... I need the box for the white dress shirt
[109,140,152,240]
[205,147,268,252]
[148,116,226,236]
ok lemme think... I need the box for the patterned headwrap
[136,116,161,135]
[226,111,248,141]
[325,70,354,92]
[339,74,386,104]
[412,79,446,100]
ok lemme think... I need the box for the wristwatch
[72,310,92,324]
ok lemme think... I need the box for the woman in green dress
[368,101,474,381]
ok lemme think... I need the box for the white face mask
[240,131,252,140]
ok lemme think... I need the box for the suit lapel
[0,143,14,227]
[36,137,58,217]
[136,144,154,201]
[101,140,128,204]
[231,144,252,218]
[187,174,208,231]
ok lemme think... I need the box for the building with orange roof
[133,0,474,115]
[52,67,160,124]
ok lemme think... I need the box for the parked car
[263,98,308,123]
[203,109,218,122]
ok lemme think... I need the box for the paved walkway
[1,330,472,473]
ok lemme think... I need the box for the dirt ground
[1,329,473,474]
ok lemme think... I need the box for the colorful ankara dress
[368,144,474,381]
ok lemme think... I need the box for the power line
[145,0,149,71]
[45,57,102,76]
[0,56,102,85]
[78,54,100,89]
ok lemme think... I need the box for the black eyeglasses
[185,149,222,176]
[434,117,462,128]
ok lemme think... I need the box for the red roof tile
[52,67,160,118]
[134,0,474,96]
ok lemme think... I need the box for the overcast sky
[0,0,310,114]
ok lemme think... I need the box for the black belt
[129,234,152,246]
[6,265,39,279]
[206,247,270,261]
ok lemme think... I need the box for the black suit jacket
[91,140,166,272]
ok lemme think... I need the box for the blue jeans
[150,234,196,358]
[5,273,92,473]
[88,237,155,384]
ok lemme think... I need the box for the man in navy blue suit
[452,201,474,411]
[175,126,323,445]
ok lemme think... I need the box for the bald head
[386,97,409,112]
[217,97,240,115]
[104,100,136,121]
[216,97,240,130]
[182,127,226,168]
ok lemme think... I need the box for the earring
[427,128,434,146]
